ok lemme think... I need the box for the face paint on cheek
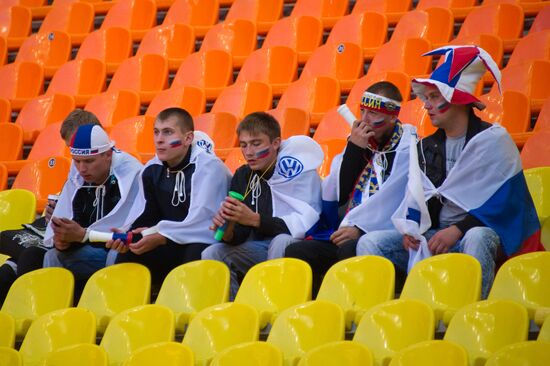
[169,139,183,148]
[371,117,386,128]
[254,147,271,159]
[436,100,451,114]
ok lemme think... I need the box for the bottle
[214,191,245,241]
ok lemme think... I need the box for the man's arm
[339,141,370,205]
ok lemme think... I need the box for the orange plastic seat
[390,7,454,47]
[145,86,205,118]
[137,24,195,71]
[194,112,239,151]
[318,138,347,178]
[100,0,157,41]
[15,93,75,143]
[398,98,436,138]
[533,97,550,132]
[0,123,24,162]
[0,5,32,49]
[267,107,310,139]
[456,3,524,52]
[236,46,298,96]
[507,29,550,68]
[210,81,273,120]
[162,0,219,38]
[171,50,233,101]
[326,11,388,61]
[225,0,283,34]
[224,148,246,173]
[313,107,352,143]
[262,15,323,64]
[351,0,412,25]
[109,115,153,161]
[0,163,7,191]
[107,54,168,104]
[84,90,141,130]
[290,0,349,29]
[76,27,133,75]
[133,115,158,162]
[200,19,257,68]
[38,1,94,45]
[15,30,71,78]
[12,156,71,212]
[300,42,364,92]
[521,130,550,169]
[367,37,432,79]
[0,36,6,65]
[0,61,44,110]
[0,98,10,123]
[529,4,550,34]
[347,70,412,106]
[416,0,476,21]
[278,76,340,126]
[46,58,106,106]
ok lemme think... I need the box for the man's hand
[220,197,260,228]
[330,226,362,246]
[403,234,420,251]
[209,211,225,231]
[428,225,463,255]
[349,120,375,149]
[45,199,57,224]
[105,228,129,253]
[128,232,166,255]
[51,217,86,250]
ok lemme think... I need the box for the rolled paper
[88,230,133,245]
[214,191,245,241]
[337,104,357,127]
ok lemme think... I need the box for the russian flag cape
[393,124,543,271]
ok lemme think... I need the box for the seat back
[485,340,550,366]
[314,109,352,143]
[0,5,31,38]
[182,302,260,365]
[77,263,151,334]
[444,300,529,365]
[225,0,283,33]
[457,3,524,43]
[534,96,550,132]
[521,130,550,169]
[391,7,453,44]
[27,122,70,161]
[0,346,21,366]
[15,30,71,76]
[0,123,23,161]
[210,341,283,366]
[137,24,195,70]
[529,4,550,34]
[163,0,219,32]
[0,36,5,65]
[39,2,94,38]
[326,12,387,56]
[539,316,550,341]
[200,19,257,67]
[388,340,468,366]
[76,27,133,74]
[497,60,550,111]
[0,61,44,101]
[211,81,272,119]
[297,341,373,366]
[352,0,412,14]
[507,30,550,68]
[476,89,530,134]
[290,0,349,23]
[224,148,246,174]
[108,54,168,98]
[44,343,108,366]
[398,98,437,137]
[368,37,432,77]
[146,86,205,118]
[267,107,310,139]
[0,164,7,191]
[0,189,36,231]
[193,112,239,150]
[47,59,106,103]
[122,342,194,366]
[524,167,550,223]
[100,0,157,34]
[317,138,347,178]
[0,97,10,123]
[85,90,140,130]
[0,312,15,348]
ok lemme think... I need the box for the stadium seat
[236,46,298,96]
[194,112,239,151]
[507,29,550,68]
[0,123,23,161]
[137,24,195,71]
[38,1,94,45]
[15,30,71,78]
[498,59,550,112]
[0,346,21,366]
[300,42,363,92]
[0,164,7,191]
[123,342,194,366]
[225,0,283,34]
[326,11,387,61]
[145,86,205,118]
[267,107,310,139]
[0,312,15,348]
[44,343,108,366]
[171,49,233,101]
[234,258,312,329]
[290,0,349,29]
[277,76,340,126]
[388,340,468,366]
[155,260,230,334]
[401,253,481,325]
[76,27,133,75]
[0,5,32,49]
[351,0,412,25]
[529,4,550,34]
[46,58,106,106]
[0,37,5,65]
[521,130,550,169]
[353,299,434,366]
[398,98,436,137]
[210,81,272,120]
[367,37,432,79]
[100,305,175,366]
[0,98,10,123]
[390,7,454,47]
[0,61,44,110]
[0,189,36,231]
[485,340,550,366]
[200,19,257,68]
[210,341,283,366]
[313,109,352,143]
[524,167,550,224]
[267,300,345,366]
[224,148,246,173]
[444,299,529,366]
[317,256,395,329]
[108,115,153,161]
[84,90,141,131]
[476,90,531,138]
[539,315,550,341]
[131,115,158,162]
[416,0,476,21]
[347,70,412,105]
[107,54,168,104]
[15,93,75,143]
[317,139,348,178]
[182,302,260,366]
[1,267,74,337]
[297,341,372,366]
[77,263,151,334]
[162,0,219,38]
[489,252,550,326]
[12,156,71,212]
[262,15,323,65]
[99,0,157,41]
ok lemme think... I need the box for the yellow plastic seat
[266,300,345,366]
[488,252,550,326]
[182,302,260,366]
[444,299,529,366]
[1,267,74,337]
[353,299,434,366]
[77,263,151,334]
[400,253,481,325]
[210,341,283,366]
[234,258,312,329]
[44,343,108,366]
[122,342,193,366]
[0,346,22,366]
[0,189,36,231]
[100,304,175,366]
[317,256,395,329]
[539,315,550,341]
[297,341,373,366]
[0,312,15,348]
[388,340,468,366]
[485,340,550,366]
[524,167,550,225]
[19,308,96,366]
[155,260,230,334]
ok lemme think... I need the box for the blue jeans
[356,227,499,298]
[43,245,108,281]
[201,234,298,299]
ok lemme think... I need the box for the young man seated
[202,112,323,298]
[107,107,231,285]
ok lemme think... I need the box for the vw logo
[277,156,303,179]
[196,139,213,153]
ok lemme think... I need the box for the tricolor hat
[412,45,501,110]
[70,124,114,156]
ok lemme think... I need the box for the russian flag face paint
[169,139,183,148]
[436,100,451,113]
[254,147,271,159]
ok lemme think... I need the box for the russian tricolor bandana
[360,92,401,116]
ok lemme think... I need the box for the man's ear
[272,136,282,150]
[185,131,195,146]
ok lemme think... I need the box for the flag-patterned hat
[70,124,114,156]
[412,45,501,110]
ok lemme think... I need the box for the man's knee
[284,241,310,260]
[43,249,61,268]
[268,234,296,259]
[462,227,499,255]
[201,244,225,261]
